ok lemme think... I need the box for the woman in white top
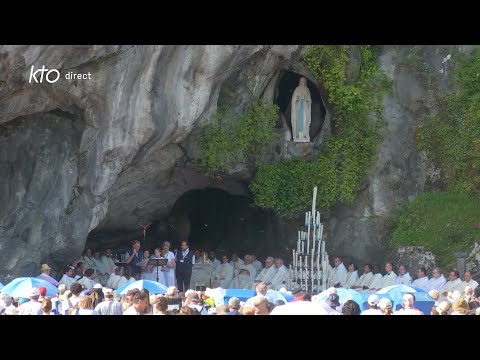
[140,250,156,281]
[160,241,176,287]
[151,248,166,285]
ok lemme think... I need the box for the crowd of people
[1,242,479,315]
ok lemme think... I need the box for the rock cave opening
[86,187,293,261]
[160,187,287,259]
[274,71,326,140]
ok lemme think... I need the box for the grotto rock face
[326,45,472,266]
[0,45,302,280]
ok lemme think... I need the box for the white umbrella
[270,300,329,315]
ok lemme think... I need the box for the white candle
[297,231,301,253]
[321,241,325,254]
[307,234,310,255]
[317,211,321,226]
[301,241,304,254]
[305,212,308,226]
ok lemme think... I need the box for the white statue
[291,77,312,142]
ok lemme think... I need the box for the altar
[190,263,215,290]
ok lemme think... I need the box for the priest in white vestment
[58,266,75,289]
[366,264,384,292]
[426,267,446,293]
[395,265,412,285]
[92,250,109,285]
[78,269,98,289]
[230,269,252,289]
[411,267,430,291]
[207,251,222,273]
[351,264,374,291]
[107,267,127,289]
[253,257,277,289]
[101,249,117,277]
[382,262,397,289]
[242,255,257,282]
[460,271,479,293]
[329,257,348,288]
[229,253,244,277]
[213,255,234,289]
[440,270,463,300]
[345,263,359,289]
[270,258,289,290]
[81,248,98,272]
[251,255,263,274]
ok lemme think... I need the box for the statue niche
[291,77,312,142]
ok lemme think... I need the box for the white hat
[29,287,40,297]
[185,289,195,297]
[166,286,178,296]
[368,294,380,305]
[378,298,392,308]
[402,293,414,302]
[93,283,103,289]
[102,288,114,296]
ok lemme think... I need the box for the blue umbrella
[315,288,365,306]
[0,277,59,298]
[115,280,168,295]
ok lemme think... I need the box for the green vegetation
[251,45,390,214]
[200,97,279,173]
[390,192,480,269]
[415,48,480,195]
[96,51,119,67]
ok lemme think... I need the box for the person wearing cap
[185,292,208,315]
[94,288,123,315]
[249,295,272,315]
[394,293,424,315]
[378,298,393,315]
[361,294,383,315]
[328,256,348,288]
[395,264,413,285]
[58,266,75,289]
[325,293,342,314]
[18,287,43,315]
[227,297,241,315]
[36,263,60,286]
[411,267,429,291]
[428,290,440,306]
[381,262,397,289]
[38,286,47,302]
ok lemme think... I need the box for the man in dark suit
[175,241,195,292]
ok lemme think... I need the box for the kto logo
[29,65,60,84]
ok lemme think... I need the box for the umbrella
[360,293,394,310]
[36,273,60,286]
[223,289,256,304]
[270,300,329,315]
[264,290,288,304]
[377,284,432,314]
[314,288,365,306]
[0,277,59,298]
[115,280,168,295]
